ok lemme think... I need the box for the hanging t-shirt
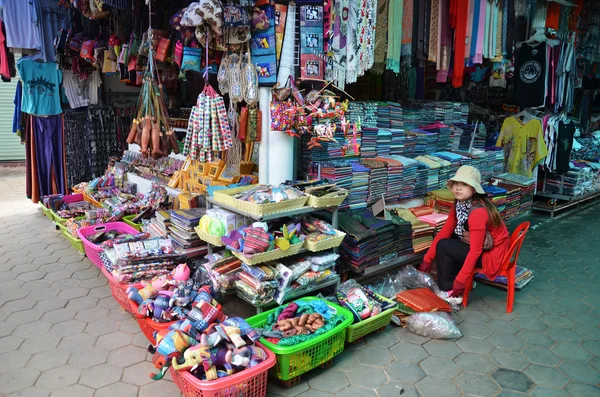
[39,0,69,62]
[62,70,102,109]
[514,43,546,107]
[2,0,42,50]
[17,58,62,115]
[496,116,548,177]
[555,120,575,174]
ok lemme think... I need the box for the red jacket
[423,206,510,291]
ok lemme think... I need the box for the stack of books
[169,209,207,258]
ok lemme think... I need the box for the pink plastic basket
[77,222,139,268]
[100,267,142,314]
[170,342,276,397]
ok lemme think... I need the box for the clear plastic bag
[396,265,442,295]
[367,273,405,299]
[406,312,462,339]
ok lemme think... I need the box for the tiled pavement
[0,165,599,397]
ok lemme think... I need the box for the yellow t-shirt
[496,117,548,177]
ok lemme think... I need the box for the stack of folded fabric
[377,103,391,127]
[409,205,434,217]
[484,185,508,217]
[376,129,392,157]
[455,123,477,151]
[421,123,451,152]
[389,208,434,253]
[348,162,370,209]
[497,183,522,220]
[338,210,381,273]
[377,157,404,202]
[389,213,414,256]
[450,124,464,151]
[410,130,435,157]
[327,122,346,158]
[417,213,449,235]
[472,124,488,150]
[434,102,454,125]
[363,102,379,128]
[392,155,418,199]
[519,182,535,215]
[402,104,423,132]
[169,209,208,259]
[362,159,388,204]
[415,156,440,193]
[236,263,280,306]
[414,163,429,196]
[320,161,353,209]
[361,127,379,158]
[424,189,455,214]
[403,133,417,158]
[432,151,463,178]
[456,103,469,124]
[475,266,534,290]
[425,155,452,189]
[389,102,403,129]
[390,128,405,156]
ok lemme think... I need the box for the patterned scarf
[454,199,472,237]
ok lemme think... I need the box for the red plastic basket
[101,267,142,314]
[170,342,276,397]
[129,300,177,344]
[77,222,139,268]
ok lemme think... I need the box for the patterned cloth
[372,0,389,74]
[454,199,472,237]
[86,106,119,178]
[64,109,92,187]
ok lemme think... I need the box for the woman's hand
[418,260,431,273]
[461,231,470,244]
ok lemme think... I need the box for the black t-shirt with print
[515,43,546,107]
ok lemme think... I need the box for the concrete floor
[0,165,599,397]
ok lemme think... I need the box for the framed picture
[300,5,323,27]
[301,28,323,53]
[253,54,277,85]
[300,54,323,79]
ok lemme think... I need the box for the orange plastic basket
[169,342,276,397]
[101,267,141,314]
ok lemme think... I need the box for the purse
[181,46,202,72]
[155,37,171,62]
[173,41,184,67]
[270,99,295,131]
[467,205,495,251]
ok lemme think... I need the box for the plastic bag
[396,265,442,295]
[406,312,462,339]
[367,274,405,299]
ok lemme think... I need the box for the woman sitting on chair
[420,166,510,304]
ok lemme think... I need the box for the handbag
[181,46,201,72]
[155,37,171,62]
[270,99,295,131]
[467,205,495,251]
[80,39,98,62]
[174,41,184,67]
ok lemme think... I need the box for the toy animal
[127,276,170,305]
[147,329,197,380]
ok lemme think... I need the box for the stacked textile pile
[490,148,505,174]
[389,213,414,256]
[409,205,434,217]
[321,161,353,209]
[450,125,464,151]
[348,162,370,209]
[402,105,423,131]
[389,102,403,129]
[377,129,392,157]
[417,213,449,236]
[392,155,418,199]
[403,133,417,158]
[362,159,388,204]
[484,185,508,217]
[454,103,469,124]
[497,183,522,220]
[377,157,404,201]
[203,255,243,294]
[494,173,535,217]
[338,209,398,273]
[327,123,346,158]
[361,128,379,158]
[411,130,438,157]
[390,128,405,156]
[454,123,477,151]
[519,182,535,215]
[414,163,429,196]
[432,151,463,178]
[425,155,452,189]
[434,103,455,125]
[424,189,455,214]
[235,264,280,306]
[472,124,488,149]
[415,156,440,193]
[475,266,534,290]
[377,103,391,127]
[389,208,434,253]
[421,123,452,152]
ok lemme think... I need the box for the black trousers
[435,237,482,291]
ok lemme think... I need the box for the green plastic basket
[50,210,85,226]
[58,224,86,255]
[39,202,54,221]
[245,297,354,381]
[345,295,398,343]
[123,215,143,232]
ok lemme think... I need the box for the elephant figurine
[147,329,197,380]
[230,345,268,369]
[171,344,234,381]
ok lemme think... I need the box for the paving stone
[335,386,377,397]
[95,331,133,350]
[49,319,86,337]
[376,382,418,397]
[423,340,462,359]
[517,329,555,347]
[139,380,187,397]
[551,342,593,362]
[345,363,388,389]
[35,365,81,390]
[454,353,497,374]
[494,390,529,397]
[6,309,43,325]
[266,379,309,396]
[384,360,425,383]
[118,318,141,334]
[17,333,61,355]
[122,361,155,386]
[564,382,600,396]
[0,335,23,354]
[485,319,521,335]
[453,372,498,396]
[558,361,600,384]
[529,386,569,397]
[395,327,430,345]
[458,321,493,338]
[456,336,494,354]
[57,287,89,300]
[490,349,530,370]
[415,376,461,397]
[512,316,547,331]
[419,356,461,379]
[79,363,123,389]
[0,350,32,373]
[308,369,349,393]
[88,286,112,299]
[41,307,77,323]
[522,346,561,366]
[107,345,147,367]
[94,382,139,397]
[0,320,17,337]
[390,342,428,362]
[330,350,359,371]
[51,279,80,290]
[0,369,42,394]
[74,307,109,323]
[295,390,333,397]
[85,318,120,336]
[7,386,50,397]
[13,320,53,339]
[490,368,534,393]
[525,364,570,388]
[540,314,575,328]
[28,348,70,371]
[366,326,399,347]
[546,327,584,343]
[57,333,98,352]
[353,344,393,366]
[48,384,95,397]
[581,338,600,355]
[457,309,491,323]
[79,277,107,289]
[67,347,109,368]
[486,333,524,351]
[557,298,593,313]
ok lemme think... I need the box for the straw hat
[447,165,485,195]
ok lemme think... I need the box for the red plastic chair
[463,221,530,313]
